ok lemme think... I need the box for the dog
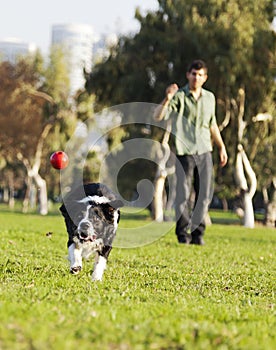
[59,183,123,281]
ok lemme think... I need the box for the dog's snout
[77,220,94,240]
[80,221,90,230]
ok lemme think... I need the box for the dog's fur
[60,183,123,281]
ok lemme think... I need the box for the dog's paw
[91,255,106,281]
[70,266,82,275]
[91,273,103,282]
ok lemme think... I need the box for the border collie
[60,183,123,281]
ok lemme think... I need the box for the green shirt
[165,84,217,155]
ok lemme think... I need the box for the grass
[0,207,275,350]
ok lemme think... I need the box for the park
[0,1,276,349]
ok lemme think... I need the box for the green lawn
[0,208,275,350]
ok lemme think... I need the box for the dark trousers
[175,152,213,241]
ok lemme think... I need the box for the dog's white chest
[81,238,104,260]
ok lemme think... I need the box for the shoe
[177,234,192,244]
[190,236,205,245]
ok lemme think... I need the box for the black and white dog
[60,183,123,281]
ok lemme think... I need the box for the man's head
[187,59,208,74]
[186,59,208,90]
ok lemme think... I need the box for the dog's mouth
[78,233,97,242]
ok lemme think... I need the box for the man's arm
[153,83,179,121]
[210,123,228,167]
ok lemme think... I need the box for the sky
[0,0,158,54]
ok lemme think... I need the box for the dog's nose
[79,221,91,231]
[80,231,88,238]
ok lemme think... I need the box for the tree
[85,0,276,224]
[0,49,72,214]
[251,112,276,226]
[0,57,50,213]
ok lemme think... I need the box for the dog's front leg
[91,253,107,281]
[68,243,82,275]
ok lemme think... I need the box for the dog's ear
[109,199,124,209]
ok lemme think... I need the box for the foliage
[85,0,276,205]
[0,58,46,161]
[0,48,100,204]
[0,53,69,209]
[42,46,71,104]
[0,209,275,349]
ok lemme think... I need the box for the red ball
[50,151,69,170]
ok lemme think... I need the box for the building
[51,23,94,95]
[0,38,36,64]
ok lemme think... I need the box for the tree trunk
[22,171,48,215]
[3,187,9,203]
[235,145,256,228]
[233,88,256,228]
[7,173,15,209]
[22,175,31,213]
[264,178,276,227]
[8,186,15,209]
[153,171,167,222]
[221,198,228,211]
[18,123,52,215]
[152,122,174,222]
[29,182,37,209]
[33,173,48,215]
[243,192,255,228]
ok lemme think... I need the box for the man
[154,59,228,245]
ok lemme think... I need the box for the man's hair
[187,59,208,73]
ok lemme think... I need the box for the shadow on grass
[0,203,61,216]
[0,203,255,227]
[120,207,152,221]
[209,210,241,225]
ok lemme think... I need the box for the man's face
[186,68,208,90]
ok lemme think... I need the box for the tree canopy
[86,0,275,108]
[85,0,276,208]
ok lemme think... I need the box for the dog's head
[60,183,124,247]
[71,195,123,245]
